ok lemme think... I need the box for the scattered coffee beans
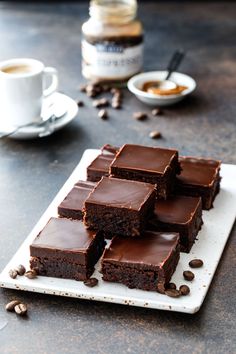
[183,270,195,281]
[5,300,21,312]
[165,289,181,298]
[189,259,203,268]
[16,264,26,276]
[83,277,98,288]
[9,269,17,279]
[98,109,108,120]
[133,112,148,121]
[93,98,109,108]
[179,285,190,295]
[24,270,37,279]
[152,108,163,116]
[166,282,176,290]
[149,130,162,139]
[14,303,28,316]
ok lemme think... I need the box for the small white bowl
[127,71,196,106]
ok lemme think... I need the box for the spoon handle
[166,50,185,80]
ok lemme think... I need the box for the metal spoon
[152,50,185,90]
[0,105,67,139]
[38,105,67,138]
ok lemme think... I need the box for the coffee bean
[9,269,18,279]
[16,264,26,276]
[14,303,27,316]
[77,100,84,107]
[93,98,109,108]
[25,270,37,279]
[133,112,148,121]
[83,277,98,288]
[149,130,162,139]
[189,259,203,268]
[112,100,121,109]
[166,282,176,290]
[111,88,121,96]
[5,300,21,312]
[152,108,163,116]
[98,109,108,120]
[165,289,181,298]
[183,270,195,281]
[79,84,87,93]
[179,285,190,295]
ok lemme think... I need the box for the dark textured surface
[0,2,235,353]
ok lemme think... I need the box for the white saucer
[0,92,78,139]
[128,71,196,106]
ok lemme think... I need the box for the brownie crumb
[83,278,98,287]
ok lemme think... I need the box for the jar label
[82,40,143,79]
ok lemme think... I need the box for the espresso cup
[0,58,58,126]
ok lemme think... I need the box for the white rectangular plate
[0,149,235,314]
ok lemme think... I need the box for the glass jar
[81,0,143,83]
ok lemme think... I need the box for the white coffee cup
[0,58,58,126]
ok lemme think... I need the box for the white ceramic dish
[127,71,196,106]
[0,149,235,314]
[0,92,78,139]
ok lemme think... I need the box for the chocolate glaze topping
[102,231,179,267]
[86,176,155,210]
[153,195,201,224]
[178,157,221,187]
[88,154,115,173]
[111,144,178,174]
[59,182,96,211]
[31,218,97,252]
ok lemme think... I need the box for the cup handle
[43,67,58,97]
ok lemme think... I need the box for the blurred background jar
[82,0,143,84]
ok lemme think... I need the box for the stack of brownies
[30,144,221,294]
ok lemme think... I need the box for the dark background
[0,1,235,353]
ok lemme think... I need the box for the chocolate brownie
[101,231,180,293]
[110,144,180,199]
[58,181,96,220]
[30,218,106,281]
[148,195,203,253]
[83,176,156,237]
[87,144,119,182]
[175,157,221,209]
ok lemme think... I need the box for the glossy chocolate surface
[178,157,221,187]
[85,176,155,210]
[111,144,178,174]
[31,218,97,252]
[59,181,96,211]
[102,232,179,266]
[154,195,201,224]
[87,145,117,174]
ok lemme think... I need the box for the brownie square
[87,144,119,182]
[83,176,156,237]
[148,195,203,253]
[175,157,221,209]
[101,231,180,293]
[30,218,106,281]
[58,181,96,220]
[110,144,180,199]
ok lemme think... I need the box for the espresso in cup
[0,58,58,127]
[1,64,33,75]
